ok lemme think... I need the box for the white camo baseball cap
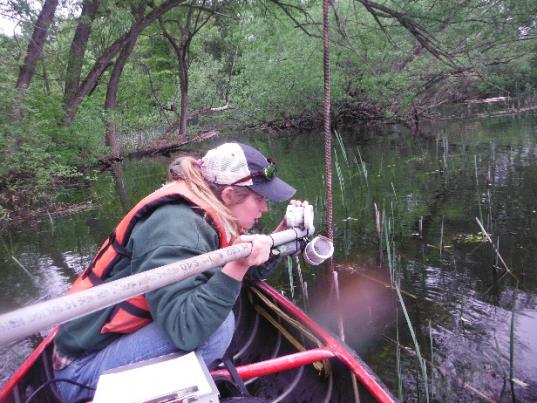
[200,143,296,202]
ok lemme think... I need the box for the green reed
[334,131,349,208]
[383,210,430,403]
[342,216,353,256]
[475,217,518,281]
[11,255,36,283]
[334,130,349,165]
[396,308,403,400]
[294,255,308,309]
[313,194,326,230]
[509,286,518,390]
[0,231,18,257]
[334,150,347,212]
[287,256,295,299]
[442,135,449,172]
[355,146,369,189]
[47,211,55,234]
[474,155,484,225]
[429,319,434,396]
[396,286,430,403]
[439,215,444,256]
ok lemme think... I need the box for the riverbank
[2,103,536,227]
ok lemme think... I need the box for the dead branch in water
[128,130,219,158]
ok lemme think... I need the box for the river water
[1,114,536,401]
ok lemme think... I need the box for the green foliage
[477,52,537,96]
[1,0,537,216]
[231,5,323,123]
[0,40,105,204]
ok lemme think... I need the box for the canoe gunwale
[0,329,58,402]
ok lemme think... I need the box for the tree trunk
[63,0,187,124]
[178,47,189,138]
[104,37,138,158]
[13,0,58,120]
[15,0,59,91]
[41,62,51,96]
[63,0,99,119]
[159,21,192,139]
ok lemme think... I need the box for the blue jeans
[54,312,235,402]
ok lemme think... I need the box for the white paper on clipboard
[93,351,218,403]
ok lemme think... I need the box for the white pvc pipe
[0,228,307,346]
[303,235,334,266]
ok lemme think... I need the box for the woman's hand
[221,234,273,281]
[273,199,309,232]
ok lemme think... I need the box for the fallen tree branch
[128,130,220,158]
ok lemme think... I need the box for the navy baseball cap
[201,143,296,201]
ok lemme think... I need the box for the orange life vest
[68,180,231,335]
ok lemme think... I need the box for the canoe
[0,280,396,403]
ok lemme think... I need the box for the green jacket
[55,202,275,357]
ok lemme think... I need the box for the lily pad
[454,232,487,244]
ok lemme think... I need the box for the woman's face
[226,190,269,231]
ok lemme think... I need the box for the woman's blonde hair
[168,156,251,237]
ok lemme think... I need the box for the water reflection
[111,162,131,213]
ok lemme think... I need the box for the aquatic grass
[303,281,309,311]
[396,286,430,403]
[482,270,510,299]
[294,255,308,310]
[383,210,429,403]
[475,217,519,281]
[334,150,347,211]
[474,155,484,225]
[287,256,294,299]
[343,217,353,256]
[332,270,361,402]
[47,211,55,234]
[334,130,349,166]
[480,155,494,231]
[0,232,16,256]
[442,135,449,172]
[355,147,369,189]
[333,271,345,341]
[376,202,384,263]
[396,308,403,401]
[11,255,36,283]
[394,201,404,243]
[495,237,500,269]
[439,216,444,256]
[384,335,496,402]
[389,186,405,240]
[486,189,493,231]
[383,210,393,283]
[509,285,518,395]
[429,320,434,397]
[374,203,381,243]
[390,182,397,200]
[313,194,326,230]
[493,334,509,380]
[378,154,384,178]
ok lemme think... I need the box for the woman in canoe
[53,142,299,402]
